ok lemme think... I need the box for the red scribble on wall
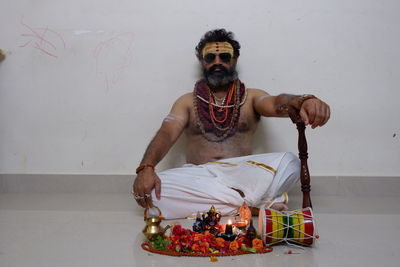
[19,18,66,58]
[93,33,134,90]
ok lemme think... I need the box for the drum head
[258,207,266,243]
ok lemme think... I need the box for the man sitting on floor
[132,29,330,219]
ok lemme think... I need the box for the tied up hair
[195,29,241,60]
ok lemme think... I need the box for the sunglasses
[203,53,232,64]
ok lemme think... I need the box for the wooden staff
[288,109,312,209]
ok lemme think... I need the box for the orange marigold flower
[210,256,218,262]
[229,241,239,251]
[201,241,210,249]
[215,237,225,248]
[252,238,264,249]
[192,243,201,252]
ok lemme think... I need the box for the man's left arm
[252,89,331,128]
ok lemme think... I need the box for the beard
[203,65,238,87]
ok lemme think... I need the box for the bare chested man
[132,29,330,219]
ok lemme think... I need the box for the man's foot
[270,202,289,211]
[250,207,259,216]
[250,202,289,215]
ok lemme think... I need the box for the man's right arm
[132,93,191,208]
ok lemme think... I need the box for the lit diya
[217,219,237,241]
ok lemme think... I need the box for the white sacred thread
[196,89,248,108]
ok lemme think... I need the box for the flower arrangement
[142,224,272,257]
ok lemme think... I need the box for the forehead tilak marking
[202,42,233,57]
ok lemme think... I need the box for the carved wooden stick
[288,110,312,209]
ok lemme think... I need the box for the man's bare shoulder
[178,92,194,100]
[174,92,193,106]
[169,92,193,115]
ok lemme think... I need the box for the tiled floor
[1,193,399,267]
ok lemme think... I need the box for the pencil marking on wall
[93,33,134,90]
[18,17,66,58]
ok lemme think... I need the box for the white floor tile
[1,193,399,267]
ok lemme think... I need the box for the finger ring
[144,193,151,198]
[133,194,144,200]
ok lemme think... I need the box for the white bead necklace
[196,89,248,108]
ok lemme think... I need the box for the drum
[258,207,316,246]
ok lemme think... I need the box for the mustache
[208,64,229,73]
[203,64,238,87]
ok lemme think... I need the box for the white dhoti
[151,152,300,219]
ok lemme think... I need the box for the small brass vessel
[142,206,170,241]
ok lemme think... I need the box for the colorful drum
[258,207,316,246]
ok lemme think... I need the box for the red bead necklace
[209,82,235,123]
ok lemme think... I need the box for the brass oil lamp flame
[142,206,170,241]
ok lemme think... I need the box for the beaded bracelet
[136,164,155,174]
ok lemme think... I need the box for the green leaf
[151,235,171,251]
[241,244,256,253]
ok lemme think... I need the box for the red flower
[171,224,189,236]
[236,234,251,247]
[172,224,182,236]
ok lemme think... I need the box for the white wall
[0,0,399,176]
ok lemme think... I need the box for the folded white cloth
[151,152,300,219]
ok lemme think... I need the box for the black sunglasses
[203,53,232,64]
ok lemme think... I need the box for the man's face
[201,42,238,87]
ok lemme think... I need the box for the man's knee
[279,152,300,187]
[283,152,300,171]
[284,151,299,162]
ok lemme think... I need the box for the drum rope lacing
[265,210,319,248]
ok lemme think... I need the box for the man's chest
[186,102,259,135]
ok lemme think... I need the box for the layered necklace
[193,79,247,142]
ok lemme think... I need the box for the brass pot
[142,206,170,241]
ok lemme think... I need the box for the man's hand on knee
[132,168,161,208]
